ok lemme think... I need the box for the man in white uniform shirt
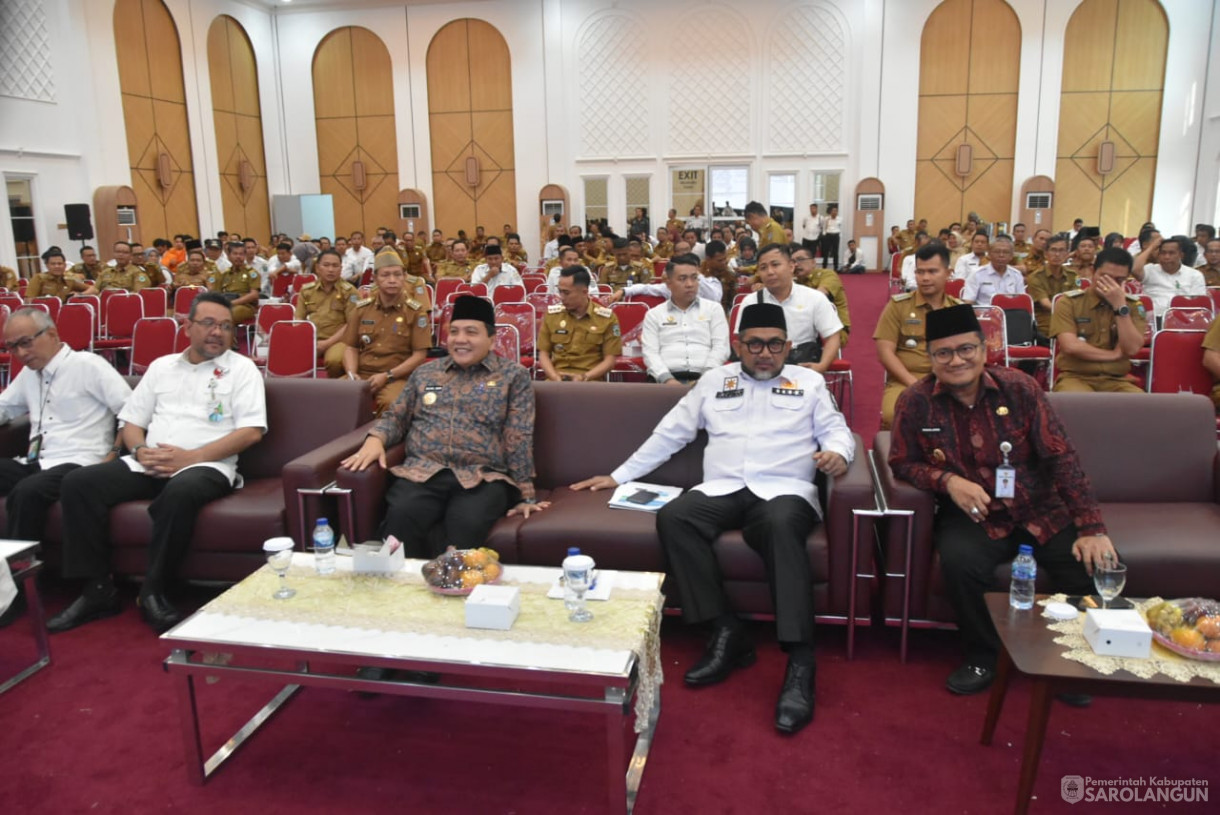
[469,243,524,296]
[640,254,730,384]
[962,236,1025,306]
[0,309,131,542]
[263,241,303,295]
[610,252,723,307]
[1133,235,1208,318]
[574,303,854,735]
[800,203,823,257]
[49,293,267,634]
[734,243,843,373]
[343,231,376,283]
[900,232,931,290]
[953,232,990,281]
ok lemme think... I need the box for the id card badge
[995,465,1016,498]
[26,433,42,464]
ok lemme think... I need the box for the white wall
[3,0,1218,268]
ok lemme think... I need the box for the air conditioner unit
[117,206,137,226]
[1026,192,1052,210]
[857,193,883,211]
[399,204,421,220]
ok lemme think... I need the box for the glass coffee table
[162,554,664,813]
[979,593,1220,815]
[0,539,50,695]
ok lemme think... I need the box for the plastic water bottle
[562,547,581,612]
[1009,544,1036,610]
[313,518,335,575]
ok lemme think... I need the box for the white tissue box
[352,540,405,574]
[465,584,520,631]
[1082,608,1151,659]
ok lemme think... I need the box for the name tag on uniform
[361,319,376,325]
[424,384,443,392]
[920,427,942,434]
[771,387,804,397]
[995,465,1016,499]
[554,329,568,335]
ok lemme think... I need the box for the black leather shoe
[0,590,26,628]
[775,660,816,734]
[1056,692,1093,708]
[684,625,755,686]
[138,593,183,634]
[47,587,121,633]
[946,663,995,695]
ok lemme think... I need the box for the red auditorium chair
[56,302,94,352]
[265,321,318,378]
[129,317,177,374]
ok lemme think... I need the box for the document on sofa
[607,482,684,513]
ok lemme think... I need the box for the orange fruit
[461,571,484,589]
[1170,627,1206,651]
[483,562,502,582]
[1195,616,1220,639]
[464,550,490,568]
[1206,640,1220,653]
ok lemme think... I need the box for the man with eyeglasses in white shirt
[48,292,267,635]
[0,308,131,625]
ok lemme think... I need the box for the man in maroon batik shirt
[888,305,1119,696]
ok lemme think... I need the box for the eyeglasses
[930,342,981,364]
[4,327,48,352]
[742,338,788,354]
[192,318,235,333]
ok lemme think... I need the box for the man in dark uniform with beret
[574,303,855,735]
[888,305,1118,696]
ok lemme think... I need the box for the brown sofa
[872,392,1220,645]
[0,377,373,582]
[332,381,877,625]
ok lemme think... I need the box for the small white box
[464,584,520,631]
[1082,608,1152,659]
[352,539,405,575]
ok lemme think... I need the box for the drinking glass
[1093,561,1127,609]
[263,538,296,600]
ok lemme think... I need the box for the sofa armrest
[0,417,31,459]
[332,442,407,543]
[1214,443,1220,505]
[281,422,377,544]
[824,433,878,617]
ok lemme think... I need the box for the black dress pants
[656,487,819,645]
[381,469,515,558]
[0,459,79,541]
[58,460,233,593]
[821,234,840,269]
[935,502,1097,666]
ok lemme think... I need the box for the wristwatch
[386,371,395,382]
[1115,305,1131,317]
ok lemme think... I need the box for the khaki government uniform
[27,273,89,301]
[208,264,261,323]
[666,218,686,236]
[506,249,529,265]
[873,291,962,428]
[96,264,150,293]
[68,262,103,282]
[1025,267,1080,337]
[1012,240,1032,263]
[1050,288,1146,393]
[425,242,447,263]
[296,279,360,378]
[0,266,19,290]
[538,302,622,379]
[599,261,651,292]
[654,241,675,259]
[801,267,852,347]
[400,245,429,279]
[757,218,786,248]
[1200,264,1220,288]
[342,294,432,413]
[1022,250,1046,278]
[173,268,211,290]
[435,259,474,281]
[896,229,916,253]
[138,262,166,287]
[1202,319,1220,408]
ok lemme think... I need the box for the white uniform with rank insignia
[610,362,854,514]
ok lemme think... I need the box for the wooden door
[427,19,516,238]
[313,27,399,238]
[207,16,270,241]
[1054,0,1167,236]
[114,0,199,242]
[915,0,1020,230]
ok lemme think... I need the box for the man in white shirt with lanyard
[49,292,267,634]
[953,232,990,281]
[1132,234,1209,318]
[962,235,1025,306]
[342,231,376,283]
[574,302,854,735]
[800,203,823,258]
[0,307,130,553]
[640,254,730,384]
[469,243,524,296]
[734,243,843,373]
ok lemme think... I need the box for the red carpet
[2,581,1216,814]
[840,272,890,443]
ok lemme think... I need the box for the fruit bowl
[1144,598,1220,662]
[421,546,503,596]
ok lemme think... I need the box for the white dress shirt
[735,285,843,346]
[1140,264,1208,316]
[263,255,302,294]
[214,254,233,274]
[119,349,267,486]
[610,362,855,514]
[0,345,131,469]
[642,297,730,381]
[470,264,524,294]
[823,216,841,235]
[546,266,601,295]
[963,264,1026,305]
[623,275,723,306]
[542,239,560,261]
[801,215,824,242]
[953,252,987,281]
[342,247,375,282]
[900,254,918,290]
